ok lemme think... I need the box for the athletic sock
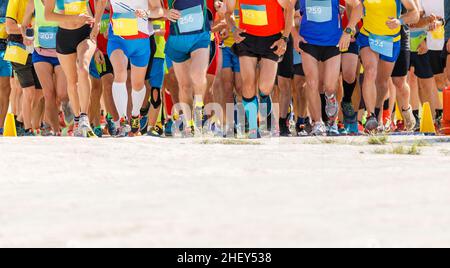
[131,87,146,117]
[74,116,80,125]
[320,94,328,122]
[436,109,443,120]
[259,91,272,116]
[342,80,356,103]
[296,117,306,126]
[112,82,128,119]
[375,107,381,119]
[243,96,258,131]
[383,99,390,110]
[413,109,420,122]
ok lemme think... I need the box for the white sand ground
[0,135,450,248]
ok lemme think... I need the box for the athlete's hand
[293,35,307,53]
[76,13,95,25]
[220,28,229,41]
[167,9,181,22]
[90,23,100,41]
[271,38,287,56]
[338,32,352,52]
[233,27,246,43]
[418,40,428,55]
[386,17,401,30]
[94,50,105,65]
[135,9,148,19]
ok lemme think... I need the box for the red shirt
[239,0,284,37]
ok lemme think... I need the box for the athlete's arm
[91,0,107,41]
[21,0,35,46]
[5,0,22,35]
[386,0,419,29]
[271,0,294,56]
[44,0,94,24]
[338,0,362,51]
[224,0,245,43]
[290,1,305,53]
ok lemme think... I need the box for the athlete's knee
[342,70,357,83]
[150,87,161,108]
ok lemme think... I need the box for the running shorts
[222,46,240,73]
[391,50,411,77]
[11,54,42,89]
[232,32,283,62]
[165,31,211,63]
[410,52,434,79]
[299,43,340,62]
[56,25,91,55]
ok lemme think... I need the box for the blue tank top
[168,0,210,35]
[299,0,342,46]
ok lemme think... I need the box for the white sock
[131,87,146,117]
[112,82,128,119]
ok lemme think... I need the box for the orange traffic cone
[442,87,450,135]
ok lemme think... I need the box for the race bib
[293,50,302,65]
[369,34,394,57]
[64,0,87,15]
[0,18,6,39]
[241,4,268,26]
[38,26,58,49]
[4,42,29,65]
[306,0,332,23]
[431,25,445,40]
[100,13,110,34]
[178,5,204,34]
[112,13,138,36]
[410,30,427,52]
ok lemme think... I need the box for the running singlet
[239,0,284,37]
[34,0,59,49]
[110,0,152,39]
[360,0,402,41]
[0,0,8,39]
[299,0,342,46]
[56,0,88,15]
[166,0,210,35]
[153,20,166,59]
[88,0,108,53]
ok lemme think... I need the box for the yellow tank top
[361,0,402,41]
[223,0,240,48]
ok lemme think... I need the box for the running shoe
[115,118,131,138]
[279,119,291,137]
[193,106,204,133]
[106,115,117,136]
[165,118,174,137]
[247,128,261,139]
[72,122,83,137]
[327,121,340,136]
[140,114,149,135]
[79,116,97,138]
[0,128,3,136]
[325,93,339,121]
[40,124,54,137]
[94,126,103,138]
[23,129,35,136]
[183,121,195,138]
[338,121,348,135]
[310,121,327,136]
[365,114,378,132]
[130,116,141,135]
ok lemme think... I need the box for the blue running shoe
[94,126,103,138]
[165,119,173,137]
[0,128,3,136]
[106,115,116,136]
[140,115,149,134]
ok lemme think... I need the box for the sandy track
[0,136,449,247]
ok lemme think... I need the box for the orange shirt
[239,0,284,37]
